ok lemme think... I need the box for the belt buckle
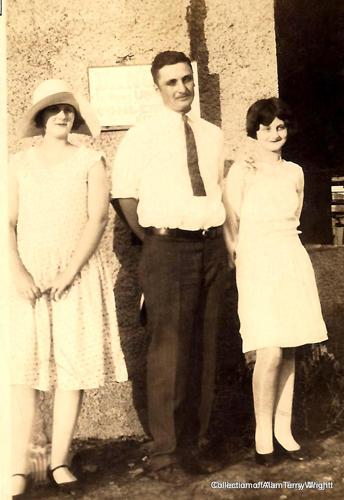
[202,228,208,237]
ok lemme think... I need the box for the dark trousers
[138,232,227,470]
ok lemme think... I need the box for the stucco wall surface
[7,0,278,440]
[204,0,278,160]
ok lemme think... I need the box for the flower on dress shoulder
[235,137,258,173]
[243,155,257,172]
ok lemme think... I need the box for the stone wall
[7,0,278,439]
[308,246,344,364]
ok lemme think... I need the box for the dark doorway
[275,0,344,244]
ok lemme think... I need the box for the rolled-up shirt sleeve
[111,129,141,200]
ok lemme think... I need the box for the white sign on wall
[88,62,200,130]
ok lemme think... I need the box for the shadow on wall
[186,0,222,127]
[112,208,150,436]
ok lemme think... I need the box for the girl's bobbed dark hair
[246,97,297,139]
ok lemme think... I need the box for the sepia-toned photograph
[2,1,344,499]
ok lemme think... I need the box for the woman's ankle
[11,474,28,496]
[50,466,77,484]
[274,432,300,451]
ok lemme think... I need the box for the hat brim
[17,91,101,139]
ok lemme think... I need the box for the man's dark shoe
[148,463,189,485]
[187,449,222,474]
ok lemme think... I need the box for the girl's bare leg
[274,348,300,451]
[253,347,282,454]
[11,385,37,495]
[50,389,83,484]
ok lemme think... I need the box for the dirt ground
[28,431,344,500]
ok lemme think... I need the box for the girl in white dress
[9,79,128,497]
[224,98,327,467]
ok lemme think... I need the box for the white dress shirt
[111,106,225,230]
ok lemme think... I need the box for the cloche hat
[17,79,101,138]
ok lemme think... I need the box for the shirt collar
[160,105,198,127]
[184,109,197,124]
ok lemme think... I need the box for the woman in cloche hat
[9,79,128,498]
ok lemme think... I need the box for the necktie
[183,115,206,196]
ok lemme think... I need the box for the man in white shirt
[112,51,227,483]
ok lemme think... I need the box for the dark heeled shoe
[274,441,309,462]
[47,465,83,495]
[255,451,275,467]
[12,474,33,499]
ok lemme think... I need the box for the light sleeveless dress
[10,146,128,390]
[225,159,327,353]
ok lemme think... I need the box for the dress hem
[242,336,328,354]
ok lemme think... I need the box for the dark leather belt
[145,226,223,239]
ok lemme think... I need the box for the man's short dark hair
[151,51,193,85]
[246,97,297,139]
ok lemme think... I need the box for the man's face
[155,62,195,114]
